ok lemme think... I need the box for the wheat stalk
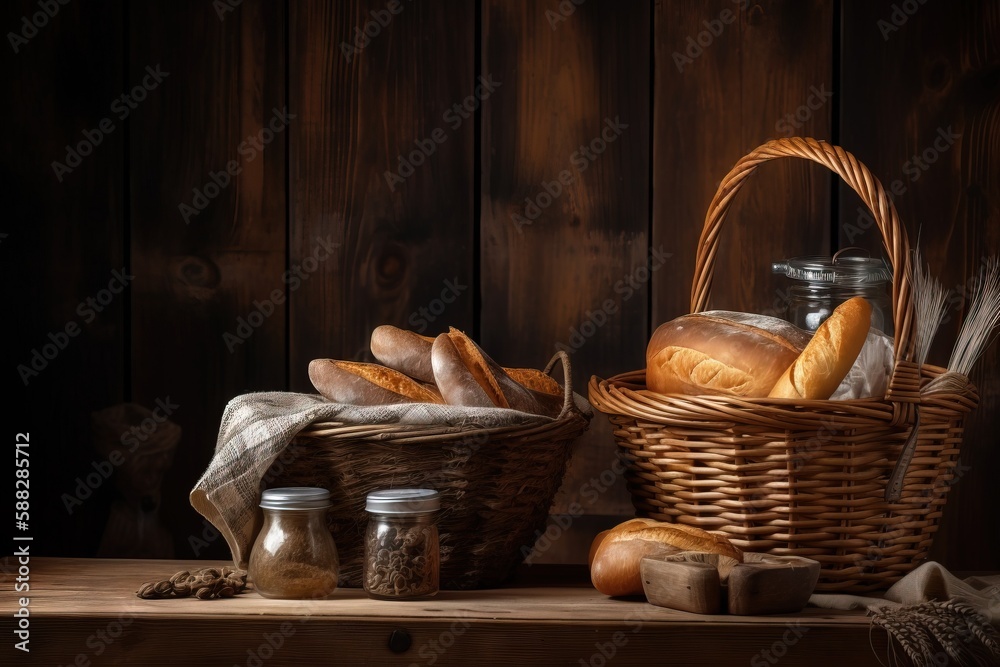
[948,256,1000,376]
[910,245,951,368]
[870,600,1000,666]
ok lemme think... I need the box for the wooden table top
[1,558,891,666]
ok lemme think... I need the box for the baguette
[590,518,742,596]
[370,325,437,384]
[308,359,443,405]
[504,368,562,396]
[431,329,563,417]
[372,325,564,398]
[767,296,872,400]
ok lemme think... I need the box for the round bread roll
[646,311,812,397]
[768,296,872,400]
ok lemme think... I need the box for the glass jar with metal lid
[771,248,893,334]
[248,487,340,599]
[364,488,440,600]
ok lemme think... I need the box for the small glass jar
[248,487,339,599]
[364,489,440,600]
[772,249,893,334]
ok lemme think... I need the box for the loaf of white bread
[646,311,812,397]
[646,298,872,401]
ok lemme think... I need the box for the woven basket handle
[691,137,914,365]
[543,350,577,420]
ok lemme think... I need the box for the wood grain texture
[481,0,652,543]
[0,558,890,666]
[129,0,286,559]
[839,0,1000,571]
[288,0,475,388]
[1,0,124,556]
[653,0,833,322]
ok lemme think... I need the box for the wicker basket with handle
[588,137,979,592]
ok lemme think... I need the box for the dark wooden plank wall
[129,0,287,559]
[5,0,999,571]
[481,0,651,556]
[839,0,1000,571]
[288,0,475,390]
[653,0,833,323]
[2,0,124,558]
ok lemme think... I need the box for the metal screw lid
[771,248,892,284]
[259,487,331,510]
[365,489,440,515]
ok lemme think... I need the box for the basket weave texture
[266,351,591,590]
[589,137,979,592]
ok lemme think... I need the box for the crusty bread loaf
[504,368,562,396]
[590,518,742,597]
[372,325,564,399]
[768,296,872,400]
[308,359,443,405]
[370,325,437,384]
[431,329,563,417]
[646,311,812,397]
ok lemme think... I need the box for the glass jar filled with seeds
[248,487,340,599]
[364,489,440,600]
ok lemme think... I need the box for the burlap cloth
[190,391,589,569]
[811,561,1000,664]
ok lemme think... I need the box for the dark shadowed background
[3,0,998,572]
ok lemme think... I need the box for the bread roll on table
[590,518,742,597]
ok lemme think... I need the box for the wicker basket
[588,137,979,592]
[264,351,591,590]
